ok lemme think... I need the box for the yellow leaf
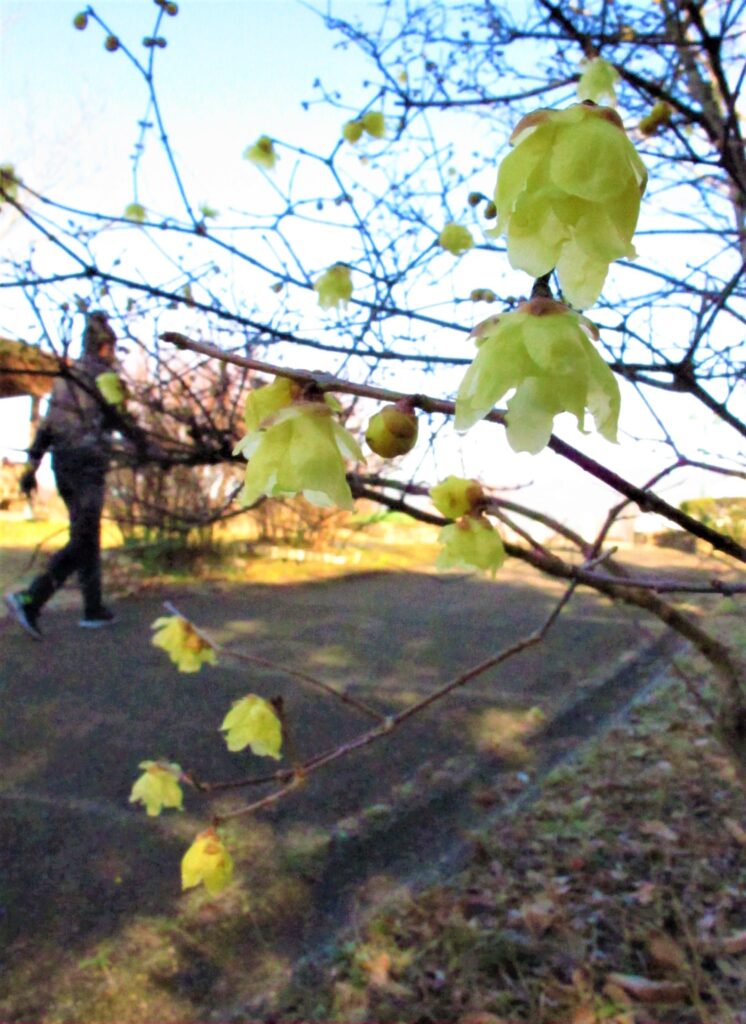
[181,828,233,895]
[220,694,283,759]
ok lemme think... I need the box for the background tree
[1,0,745,826]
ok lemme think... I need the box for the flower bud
[365,403,418,458]
[438,222,474,255]
[73,12,88,29]
[361,111,385,138]
[104,34,120,51]
[343,119,364,144]
[430,476,484,519]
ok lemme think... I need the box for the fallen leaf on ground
[724,817,746,845]
[606,973,688,1004]
[634,881,657,905]
[639,820,679,843]
[647,933,687,970]
[722,930,746,955]
[519,897,557,937]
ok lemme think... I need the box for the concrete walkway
[0,565,679,1013]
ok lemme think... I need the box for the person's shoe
[79,607,117,629]
[5,592,43,640]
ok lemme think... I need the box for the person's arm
[19,424,53,495]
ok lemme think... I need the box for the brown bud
[73,12,88,29]
[483,201,497,220]
[104,34,120,51]
[165,2,179,14]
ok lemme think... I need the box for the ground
[0,519,743,1022]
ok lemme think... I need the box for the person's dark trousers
[25,449,107,617]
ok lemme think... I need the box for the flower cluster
[234,376,363,510]
[456,298,620,454]
[430,476,505,576]
[343,111,385,143]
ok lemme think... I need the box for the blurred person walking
[6,312,123,639]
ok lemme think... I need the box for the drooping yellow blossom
[95,371,128,408]
[577,58,619,105]
[438,223,475,255]
[129,760,183,817]
[181,828,234,896]
[234,390,363,510]
[495,103,647,309]
[456,298,620,454]
[430,476,485,519]
[314,263,353,309]
[220,695,283,759]
[151,615,218,673]
[243,135,277,171]
[436,516,506,576]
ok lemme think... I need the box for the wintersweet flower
[244,135,277,171]
[430,476,485,519]
[96,371,127,408]
[436,516,506,576]
[314,263,353,309]
[455,298,620,455]
[234,383,364,510]
[577,58,619,105]
[438,223,475,255]
[151,615,218,673]
[220,695,283,759]
[495,103,647,309]
[181,829,234,896]
[129,760,183,817]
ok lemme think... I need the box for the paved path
[0,564,679,1012]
